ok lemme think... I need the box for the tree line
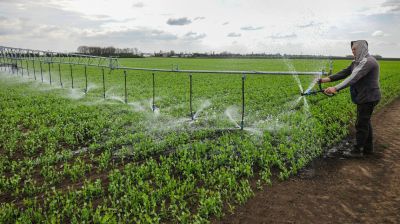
[76,46,143,58]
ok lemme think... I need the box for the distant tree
[76,46,143,57]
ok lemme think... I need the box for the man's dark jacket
[329,55,381,104]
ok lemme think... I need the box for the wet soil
[218,98,400,223]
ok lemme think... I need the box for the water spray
[1,45,337,132]
[301,70,334,97]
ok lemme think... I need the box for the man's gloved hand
[319,77,331,83]
[324,87,337,94]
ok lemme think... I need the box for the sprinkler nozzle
[301,90,311,96]
[301,90,320,96]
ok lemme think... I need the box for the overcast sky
[1,0,399,56]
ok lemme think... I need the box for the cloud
[118,17,136,23]
[194,16,205,21]
[166,17,192,26]
[382,0,400,12]
[1,0,399,57]
[0,3,115,29]
[297,21,322,28]
[0,17,34,36]
[132,2,144,8]
[240,26,263,31]
[183,31,206,40]
[0,0,27,4]
[268,33,297,39]
[84,28,178,43]
[88,14,111,20]
[227,32,241,37]
[372,30,386,37]
[350,30,368,34]
[81,14,118,23]
[27,25,67,39]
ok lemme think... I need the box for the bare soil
[219,98,400,224]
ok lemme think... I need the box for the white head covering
[351,40,369,62]
[334,40,371,91]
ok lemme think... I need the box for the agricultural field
[1,58,400,223]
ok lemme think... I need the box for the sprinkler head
[301,89,318,96]
[301,90,311,96]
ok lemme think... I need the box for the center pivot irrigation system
[0,46,333,130]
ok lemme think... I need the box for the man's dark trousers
[355,101,379,152]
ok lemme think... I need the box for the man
[320,40,381,157]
